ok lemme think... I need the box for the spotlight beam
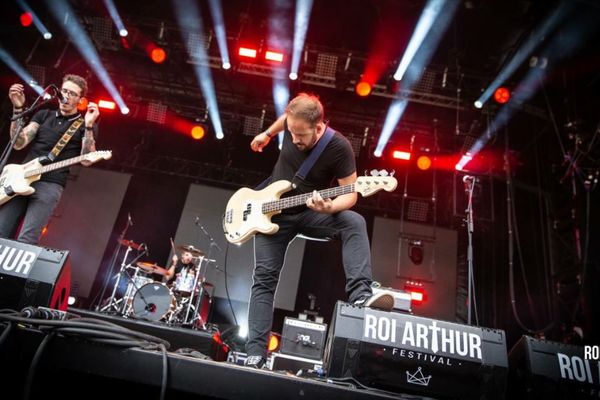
[16,0,52,39]
[0,46,44,95]
[475,2,570,108]
[45,0,129,114]
[102,0,128,37]
[208,0,230,69]
[290,0,313,80]
[376,0,458,157]
[173,0,224,139]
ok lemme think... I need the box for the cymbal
[119,239,144,251]
[136,262,169,276]
[176,245,205,257]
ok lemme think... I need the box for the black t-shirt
[270,121,356,213]
[24,109,98,187]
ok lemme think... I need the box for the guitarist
[0,74,99,244]
[244,93,394,369]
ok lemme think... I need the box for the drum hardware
[136,261,169,276]
[175,244,205,257]
[99,239,149,315]
[132,282,176,321]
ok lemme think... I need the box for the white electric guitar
[223,172,397,244]
[0,150,112,205]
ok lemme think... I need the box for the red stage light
[77,97,89,112]
[20,12,33,27]
[98,99,116,110]
[238,47,257,58]
[355,81,372,97]
[417,155,432,170]
[392,150,411,160]
[265,50,284,63]
[151,47,167,64]
[493,87,511,104]
[191,125,205,140]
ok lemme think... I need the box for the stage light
[119,29,128,37]
[404,282,426,304]
[191,125,205,140]
[20,12,33,27]
[67,296,77,306]
[98,99,116,110]
[208,0,231,74]
[493,87,511,104]
[43,32,52,40]
[222,62,231,69]
[268,333,280,352]
[392,150,411,160]
[121,106,130,115]
[355,81,372,97]
[417,155,432,170]
[289,0,313,85]
[151,47,167,63]
[265,50,284,63]
[289,72,298,80]
[77,97,89,112]
[238,47,257,58]
[410,290,424,303]
[474,100,483,109]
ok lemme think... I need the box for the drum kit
[100,239,213,329]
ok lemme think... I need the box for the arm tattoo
[11,122,39,150]
[81,131,96,154]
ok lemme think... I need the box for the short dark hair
[63,74,88,97]
[285,93,324,126]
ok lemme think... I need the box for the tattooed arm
[10,121,40,150]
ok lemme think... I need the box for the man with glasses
[0,74,100,244]
[244,93,394,369]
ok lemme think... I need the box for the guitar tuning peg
[369,169,380,177]
[379,170,389,177]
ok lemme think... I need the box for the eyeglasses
[60,88,81,98]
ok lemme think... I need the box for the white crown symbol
[406,367,432,386]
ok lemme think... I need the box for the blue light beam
[289,0,313,80]
[208,0,230,69]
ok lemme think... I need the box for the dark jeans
[245,209,373,358]
[0,180,63,244]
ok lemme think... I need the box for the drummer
[165,250,196,285]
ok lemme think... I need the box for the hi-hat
[176,245,205,257]
[136,262,169,276]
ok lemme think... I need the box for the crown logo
[406,367,431,386]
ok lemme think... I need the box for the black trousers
[245,209,373,358]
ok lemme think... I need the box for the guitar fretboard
[25,154,89,178]
[261,184,355,213]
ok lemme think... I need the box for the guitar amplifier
[0,238,71,311]
[508,335,600,399]
[324,301,508,399]
[281,317,328,360]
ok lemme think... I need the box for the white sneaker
[354,291,395,311]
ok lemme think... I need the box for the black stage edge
[0,323,423,400]
[68,307,228,361]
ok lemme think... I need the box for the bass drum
[132,283,175,321]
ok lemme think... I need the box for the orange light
[98,99,116,110]
[268,333,280,352]
[151,47,167,64]
[417,155,432,170]
[493,87,511,104]
[20,12,33,27]
[77,97,89,112]
[191,125,205,140]
[265,50,284,62]
[41,225,48,236]
[355,81,372,97]
[238,47,257,58]
[392,150,411,160]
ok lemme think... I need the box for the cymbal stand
[100,245,147,315]
[191,221,220,330]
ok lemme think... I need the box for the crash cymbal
[136,262,169,276]
[176,245,205,257]
[119,239,144,251]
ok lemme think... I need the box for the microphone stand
[191,218,220,329]
[465,177,477,325]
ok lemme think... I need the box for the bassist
[0,74,99,244]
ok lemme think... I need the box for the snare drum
[173,268,197,296]
[132,283,176,321]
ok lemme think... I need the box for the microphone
[21,306,68,320]
[195,216,223,252]
[51,84,68,104]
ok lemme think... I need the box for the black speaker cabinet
[0,238,71,311]
[508,335,600,399]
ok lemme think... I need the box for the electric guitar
[223,173,397,244]
[0,150,112,205]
